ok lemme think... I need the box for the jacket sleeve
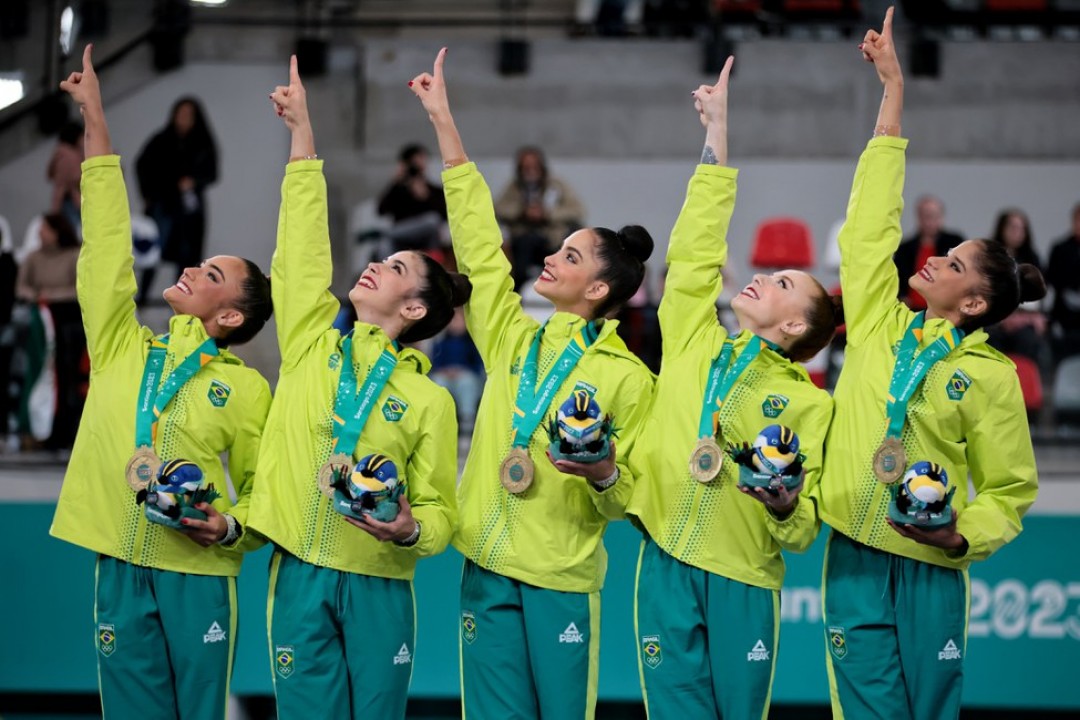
[955,367,1038,563]
[399,387,459,558]
[658,165,738,357]
[838,136,909,346]
[443,163,533,370]
[272,160,340,371]
[587,367,656,521]
[218,374,273,553]
[76,155,143,369]
[763,390,833,552]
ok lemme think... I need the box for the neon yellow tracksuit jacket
[246,160,458,579]
[817,136,1038,568]
[443,162,656,594]
[626,165,834,591]
[49,155,272,577]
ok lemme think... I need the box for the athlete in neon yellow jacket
[246,57,467,720]
[627,59,837,720]
[49,46,273,720]
[411,49,656,719]
[819,13,1042,719]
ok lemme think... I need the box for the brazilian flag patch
[762,394,789,418]
[828,626,847,660]
[207,380,231,408]
[97,623,116,657]
[945,369,972,401]
[382,396,408,422]
[276,645,295,678]
[641,634,662,669]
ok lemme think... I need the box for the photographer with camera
[377,143,449,254]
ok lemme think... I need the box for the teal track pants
[634,537,780,720]
[822,531,969,720]
[459,559,600,719]
[94,555,237,720]
[267,549,416,720]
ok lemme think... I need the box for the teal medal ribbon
[500,320,599,494]
[125,334,219,491]
[688,333,768,482]
[872,312,964,483]
[317,332,401,497]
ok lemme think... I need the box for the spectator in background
[429,307,484,434]
[135,96,219,305]
[1047,202,1080,364]
[985,209,1046,363]
[14,212,86,450]
[47,121,84,231]
[377,143,448,254]
[495,146,585,289]
[893,194,964,309]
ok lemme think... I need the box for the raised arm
[269,56,339,371]
[62,45,141,369]
[837,7,910,345]
[409,49,532,366]
[658,57,739,354]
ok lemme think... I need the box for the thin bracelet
[443,157,468,169]
[289,153,319,162]
[872,125,900,137]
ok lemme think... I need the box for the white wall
[0,62,287,272]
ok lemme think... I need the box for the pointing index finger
[433,47,447,79]
[83,43,94,73]
[882,5,894,38]
[718,55,734,86]
[289,54,300,84]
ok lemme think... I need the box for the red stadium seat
[750,217,815,269]
[1008,353,1043,413]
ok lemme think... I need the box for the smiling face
[347,251,429,330]
[907,239,988,322]
[162,255,249,336]
[533,229,609,316]
[731,270,819,341]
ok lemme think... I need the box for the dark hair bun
[616,225,654,264]
[450,273,473,307]
[830,294,845,328]
[1017,264,1047,303]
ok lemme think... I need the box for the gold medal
[318,452,354,498]
[125,446,162,491]
[873,437,906,484]
[499,447,535,494]
[689,437,723,483]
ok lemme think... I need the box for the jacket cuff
[694,164,739,180]
[441,161,478,183]
[866,135,910,151]
[82,154,121,171]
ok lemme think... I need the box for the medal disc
[500,447,535,494]
[689,437,723,483]
[873,437,906,484]
[318,452,354,498]
[125,447,162,491]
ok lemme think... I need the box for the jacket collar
[348,321,431,375]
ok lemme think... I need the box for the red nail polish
[408,80,414,87]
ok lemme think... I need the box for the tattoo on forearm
[701,144,718,165]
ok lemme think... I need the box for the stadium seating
[750,216,815,269]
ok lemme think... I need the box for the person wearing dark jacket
[893,194,964,309]
[135,96,219,305]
